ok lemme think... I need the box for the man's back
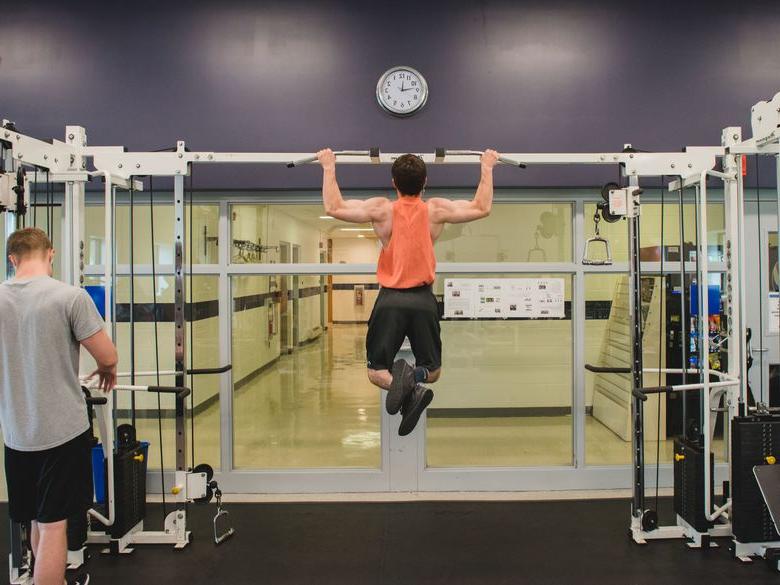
[0,276,102,451]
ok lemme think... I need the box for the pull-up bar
[286,147,526,168]
[287,148,381,168]
[434,148,527,168]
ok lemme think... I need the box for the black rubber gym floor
[2,499,778,584]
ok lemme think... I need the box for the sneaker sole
[399,388,434,436]
[386,361,411,415]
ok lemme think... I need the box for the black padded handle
[585,364,632,374]
[148,386,191,399]
[638,385,674,395]
[187,364,232,376]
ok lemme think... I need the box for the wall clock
[376,66,428,117]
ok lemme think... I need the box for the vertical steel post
[2,145,15,277]
[721,127,743,424]
[64,126,87,287]
[776,154,780,373]
[217,201,232,473]
[573,199,586,468]
[173,173,188,472]
[628,176,645,518]
[678,185,689,432]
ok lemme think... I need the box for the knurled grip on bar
[287,148,381,168]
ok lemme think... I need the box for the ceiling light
[340,228,374,232]
[319,216,334,219]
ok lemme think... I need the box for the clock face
[376,66,428,116]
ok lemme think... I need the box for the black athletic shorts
[366,284,442,372]
[5,429,93,524]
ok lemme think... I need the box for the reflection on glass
[584,202,726,263]
[435,203,572,262]
[25,205,63,279]
[229,202,572,265]
[426,274,573,467]
[584,273,727,466]
[231,205,328,264]
[231,274,380,469]
[84,203,219,265]
[80,275,221,471]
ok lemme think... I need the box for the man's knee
[37,519,66,534]
[427,368,441,383]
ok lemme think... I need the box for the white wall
[331,236,380,322]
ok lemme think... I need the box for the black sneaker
[70,573,90,585]
[399,384,434,436]
[386,359,415,415]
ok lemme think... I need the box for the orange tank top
[376,197,436,289]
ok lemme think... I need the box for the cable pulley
[598,182,623,223]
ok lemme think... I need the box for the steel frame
[2,90,779,573]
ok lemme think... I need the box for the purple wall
[1,0,779,189]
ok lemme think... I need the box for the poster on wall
[443,278,565,319]
[443,279,476,318]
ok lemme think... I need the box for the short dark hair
[7,227,52,260]
[391,154,427,196]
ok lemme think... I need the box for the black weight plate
[601,182,620,202]
[116,424,136,448]
[641,509,659,531]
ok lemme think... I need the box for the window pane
[230,202,572,264]
[231,204,329,264]
[26,204,63,279]
[81,275,221,471]
[231,274,380,469]
[84,203,219,266]
[426,273,573,467]
[435,203,572,262]
[583,201,725,264]
[584,273,727,466]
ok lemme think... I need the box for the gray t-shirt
[0,276,104,451]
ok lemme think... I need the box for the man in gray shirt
[0,227,117,585]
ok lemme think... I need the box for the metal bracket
[750,91,780,146]
[582,236,612,265]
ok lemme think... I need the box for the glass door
[744,202,779,410]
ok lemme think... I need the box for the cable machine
[1,90,779,575]
[0,124,234,585]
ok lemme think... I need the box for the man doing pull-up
[317,149,499,435]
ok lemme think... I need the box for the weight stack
[673,437,714,532]
[732,415,780,543]
[108,443,148,538]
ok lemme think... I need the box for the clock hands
[400,81,407,92]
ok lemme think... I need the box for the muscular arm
[320,148,390,224]
[429,149,499,225]
[81,330,118,392]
